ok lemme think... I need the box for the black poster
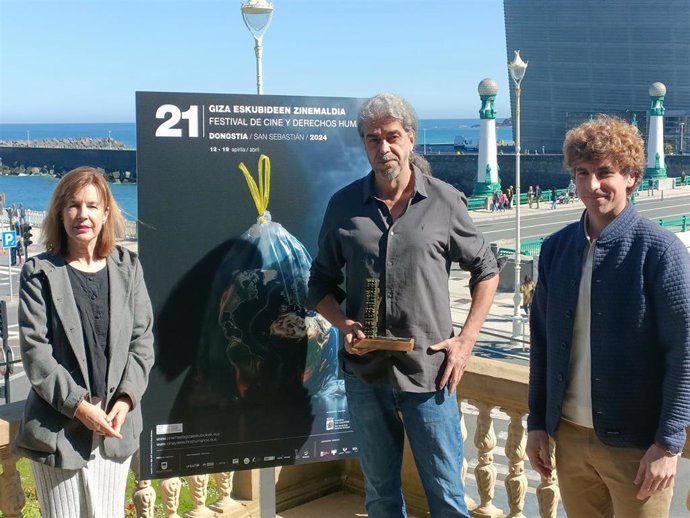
[136,92,368,479]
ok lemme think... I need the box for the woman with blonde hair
[13,166,154,517]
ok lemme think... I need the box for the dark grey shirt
[308,167,499,392]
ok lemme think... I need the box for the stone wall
[2,147,689,190]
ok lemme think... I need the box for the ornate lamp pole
[508,50,528,339]
[241,0,274,95]
[472,78,501,199]
[646,82,667,180]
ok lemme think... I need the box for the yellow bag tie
[238,154,271,224]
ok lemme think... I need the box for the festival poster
[136,92,369,479]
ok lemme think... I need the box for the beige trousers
[555,419,673,518]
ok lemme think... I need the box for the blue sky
[0,0,511,123]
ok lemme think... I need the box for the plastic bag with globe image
[185,154,346,446]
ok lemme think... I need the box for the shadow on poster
[136,92,368,479]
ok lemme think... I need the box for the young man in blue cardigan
[526,115,690,518]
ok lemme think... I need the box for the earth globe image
[199,214,344,409]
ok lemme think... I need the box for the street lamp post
[241,4,274,514]
[508,50,528,340]
[241,0,274,95]
[680,122,685,154]
[423,128,427,154]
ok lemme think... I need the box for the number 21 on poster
[155,104,199,138]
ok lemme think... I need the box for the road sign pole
[0,300,10,403]
[2,230,17,301]
[7,247,12,302]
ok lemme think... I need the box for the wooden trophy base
[354,337,415,352]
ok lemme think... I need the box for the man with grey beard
[308,93,499,517]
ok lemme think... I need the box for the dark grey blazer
[13,245,155,469]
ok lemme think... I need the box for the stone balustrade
[2,356,688,517]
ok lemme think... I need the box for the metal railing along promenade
[497,214,689,257]
[0,209,138,240]
[468,176,684,210]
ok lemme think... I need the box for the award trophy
[354,278,415,352]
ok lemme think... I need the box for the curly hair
[357,93,417,138]
[563,115,646,193]
[42,166,125,258]
[356,93,433,176]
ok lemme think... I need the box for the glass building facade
[503,0,690,152]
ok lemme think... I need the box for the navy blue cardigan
[528,203,690,454]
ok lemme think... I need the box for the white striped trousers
[30,435,132,518]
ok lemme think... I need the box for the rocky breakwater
[0,137,128,150]
[0,138,135,183]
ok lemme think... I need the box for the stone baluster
[471,401,503,518]
[0,448,25,518]
[502,409,527,518]
[133,479,157,518]
[131,451,157,518]
[160,477,183,518]
[536,439,560,518]
[185,474,216,518]
[209,472,244,515]
[460,410,477,511]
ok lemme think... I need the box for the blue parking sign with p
[2,231,17,249]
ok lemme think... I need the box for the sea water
[0,175,138,220]
[418,118,513,145]
[0,120,513,150]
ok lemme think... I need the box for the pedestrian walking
[18,203,27,226]
[15,236,23,266]
[6,203,18,223]
[9,216,20,266]
[499,191,507,212]
[535,185,542,208]
[550,187,558,209]
[528,186,534,208]
[520,275,535,316]
[506,185,513,209]
[491,190,499,212]
[568,178,576,203]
